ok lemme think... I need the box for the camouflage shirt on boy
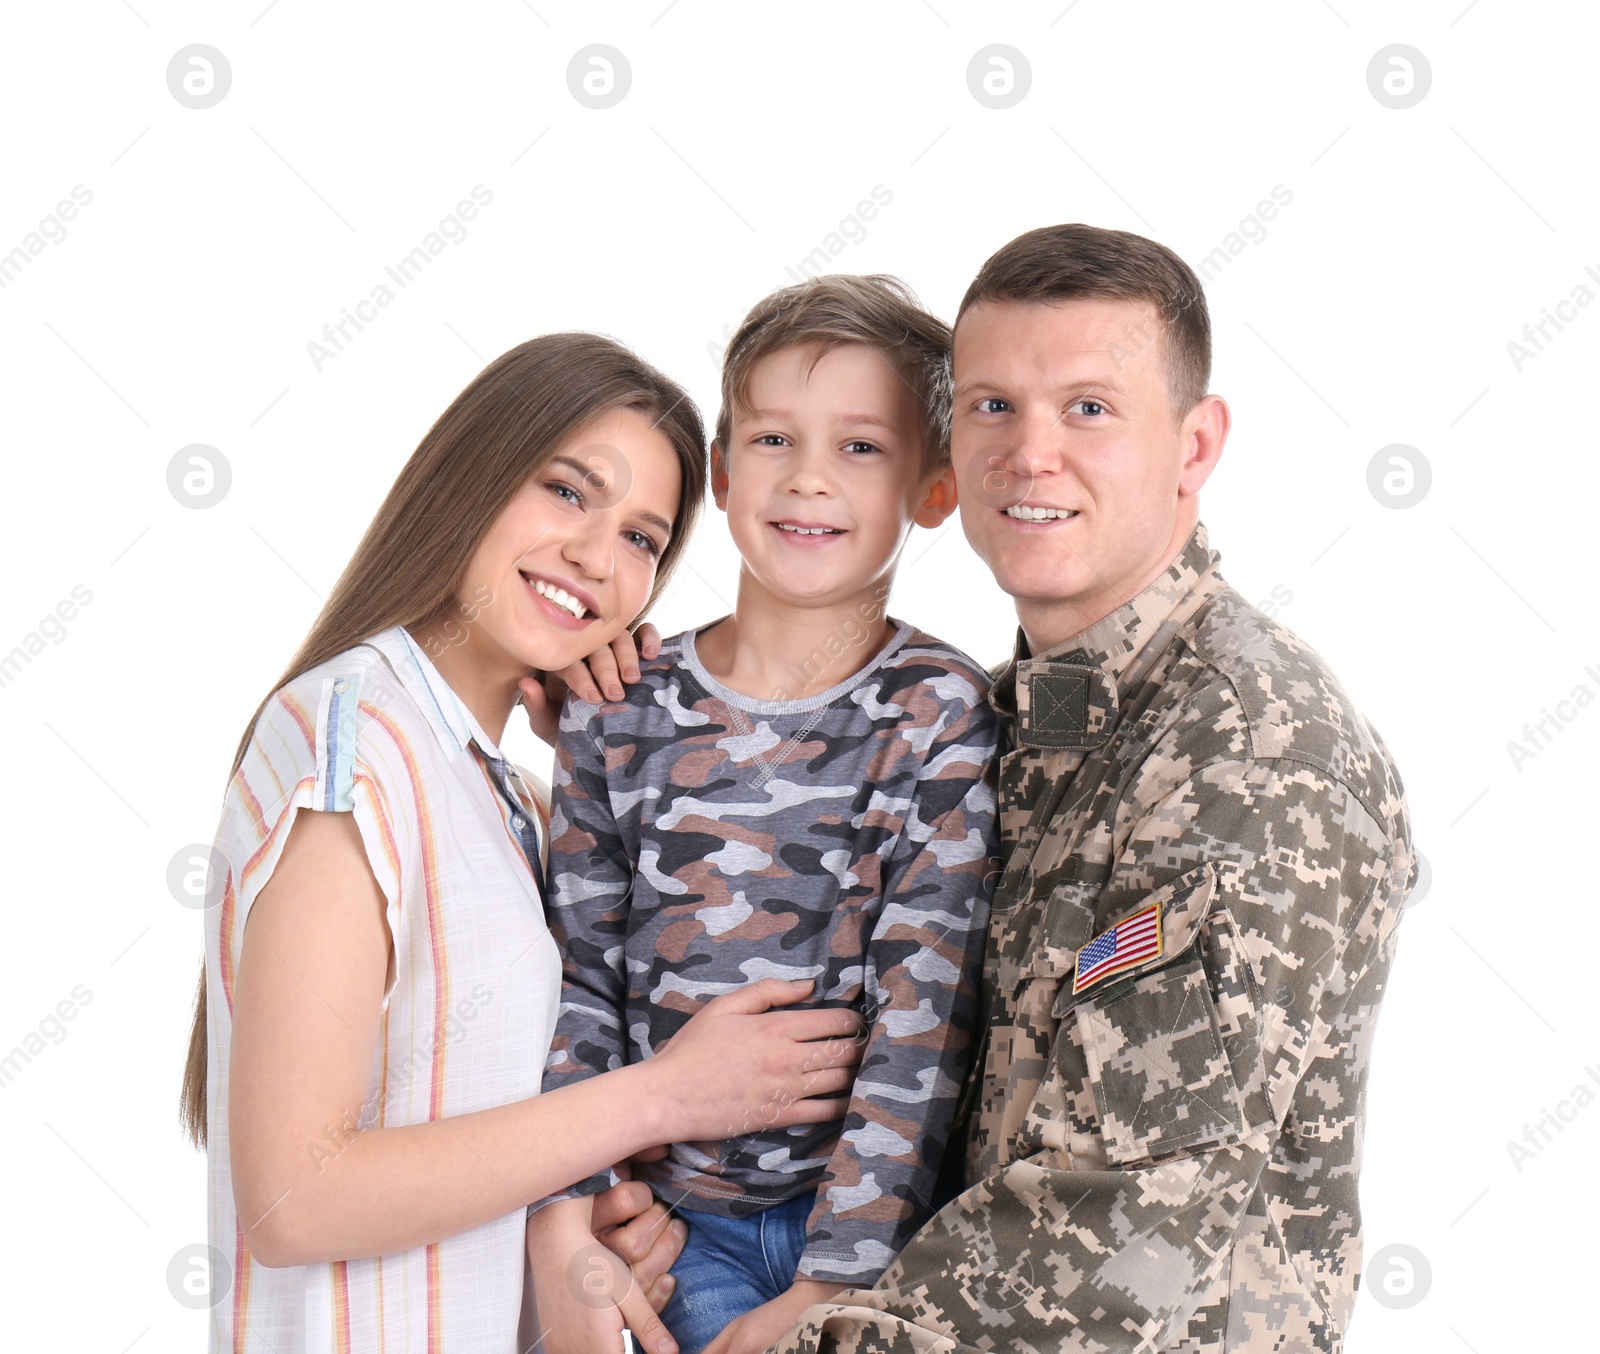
[769,521,1415,1351]
[541,619,1002,1285]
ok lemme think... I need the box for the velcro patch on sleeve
[1073,900,1163,995]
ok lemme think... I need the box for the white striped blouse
[203,626,559,1353]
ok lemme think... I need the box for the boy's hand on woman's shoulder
[518,622,663,744]
[702,1278,848,1354]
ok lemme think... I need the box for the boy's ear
[710,442,730,511]
[914,465,958,529]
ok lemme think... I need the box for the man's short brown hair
[956,224,1211,416]
[716,274,952,472]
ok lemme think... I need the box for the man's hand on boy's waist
[703,1279,849,1354]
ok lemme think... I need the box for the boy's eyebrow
[744,407,900,431]
[833,412,898,430]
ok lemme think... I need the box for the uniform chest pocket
[1053,863,1257,1165]
[1008,856,1107,991]
[1071,949,1249,1163]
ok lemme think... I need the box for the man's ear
[1177,394,1230,498]
[914,464,958,529]
[710,442,730,510]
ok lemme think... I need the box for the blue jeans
[658,1192,814,1354]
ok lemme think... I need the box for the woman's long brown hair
[180,333,707,1147]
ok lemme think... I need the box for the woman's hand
[591,1179,687,1316]
[527,1196,681,1354]
[230,809,746,1268]
[639,978,865,1146]
[517,622,662,743]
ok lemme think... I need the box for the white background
[1,1,1594,1348]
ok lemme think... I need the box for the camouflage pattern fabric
[541,620,1002,1285]
[768,521,1415,1351]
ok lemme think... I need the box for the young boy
[528,276,1001,1354]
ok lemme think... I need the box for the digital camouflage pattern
[541,620,1002,1284]
[770,521,1415,1351]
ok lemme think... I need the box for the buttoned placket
[369,628,550,902]
[478,749,547,899]
[958,544,1227,1147]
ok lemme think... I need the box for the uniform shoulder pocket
[1057,863,1271,1164]
[1051,863,1217,1018]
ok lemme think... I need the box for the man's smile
[1002,504,1079,524]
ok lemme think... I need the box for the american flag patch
[1073,901,1163,994]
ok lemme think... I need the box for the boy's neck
[695,569,898,702]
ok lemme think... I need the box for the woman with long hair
[180,333,863,1354]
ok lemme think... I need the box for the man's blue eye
[1078,400,1104,416]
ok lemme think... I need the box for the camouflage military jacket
[770,521,1415,1352]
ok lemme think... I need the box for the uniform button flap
[1015,662,1118,750]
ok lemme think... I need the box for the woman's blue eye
[625,530,662,559]
[978,397,1011,414]
[1077,400,1105,417]
[548,480,581,504]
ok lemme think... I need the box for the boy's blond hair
[716,274,952,473]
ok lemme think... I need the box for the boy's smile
[770,518,846,541]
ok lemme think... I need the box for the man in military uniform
[759,225,1415,1353]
